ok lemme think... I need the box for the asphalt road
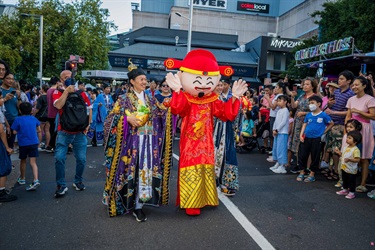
[1,139,374,250]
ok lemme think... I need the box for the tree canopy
[286,0,375,79]
[0,0,116,83]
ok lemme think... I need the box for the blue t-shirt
[304,111,332,138]
[11,115,40,146]
[0,87,19,124]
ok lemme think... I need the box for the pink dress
[346,94,375,158]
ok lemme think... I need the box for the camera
[11,90,16,95]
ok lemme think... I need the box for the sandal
[296,174,305,182]
[321,169,330,175]
[324,169,332,178]
[221,187,236,196]
[304,176,316,182]
[327,172,339,180]
[355,185,368,193]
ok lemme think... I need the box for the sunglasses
[162,85,168,87]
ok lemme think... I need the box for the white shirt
[273,107,289,134]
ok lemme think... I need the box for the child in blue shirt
[11,102,42,191]
[297,95,334,182]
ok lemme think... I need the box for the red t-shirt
[47,87,58,118]
[52,89,91,132]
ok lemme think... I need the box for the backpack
[60,90,89,132]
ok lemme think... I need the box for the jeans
[55,131,87,187]
[272,134,288,165]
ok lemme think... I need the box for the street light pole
[187,0,193,53]
[175,1,193,54]
[39,15,43,87]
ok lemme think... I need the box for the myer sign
[191,0,227,10]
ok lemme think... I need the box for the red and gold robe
[171,91,240,209]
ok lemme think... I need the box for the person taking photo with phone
[0,71,22,151]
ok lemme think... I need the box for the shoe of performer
[186,208,201,216]
[221,187,236,196]
[133,209,147,222]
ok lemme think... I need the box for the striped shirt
[329,87,354,125]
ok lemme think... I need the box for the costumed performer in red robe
[164,49,247,216]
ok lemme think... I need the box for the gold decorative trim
[179,164,218,208]
[161,109,173,205]
[184,92,218,104]
[105,115,124,217]
[180,66,219,76]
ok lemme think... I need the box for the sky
[3,0,141,35]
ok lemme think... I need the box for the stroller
[236,107,270,154]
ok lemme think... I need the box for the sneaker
[39,144,46,151]
[289,166,300,174]
[334,181,343,188]
[0,189,17,202]
[26,180,40,191]
[266,156,275,162]
[320,161,329,168]
[17,177,26,185]
[345,192,355,199]
[73,182,86,191]
[273,165,287,174]
[355,185,368,193]
[269,162,280,171]
[367,190,375,199]
[336,189,349,196]
[45,146,54,153]
[133,209,147,222]
[55,186,68,198]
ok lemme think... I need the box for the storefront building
[108,26,259,84]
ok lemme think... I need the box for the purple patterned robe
[102,90,173,217]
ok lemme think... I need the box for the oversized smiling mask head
[164,49,234,98]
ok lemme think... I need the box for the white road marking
[173,153,275,250]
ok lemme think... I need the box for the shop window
[266,52,287,71]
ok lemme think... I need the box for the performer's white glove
[165,72,183,93]
[232,79,248,99]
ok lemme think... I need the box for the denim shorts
[19,144,39,159]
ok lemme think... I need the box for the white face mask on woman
[309,104,317,111]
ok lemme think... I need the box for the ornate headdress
[164,49,234,77]
[127,58,146,80]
